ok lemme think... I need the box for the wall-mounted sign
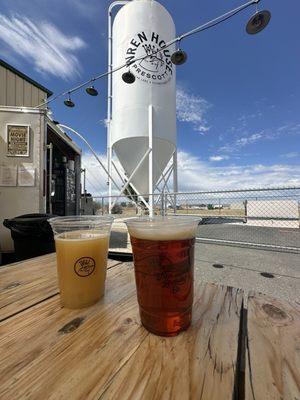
[6,125,30,157]
[0,164,17,186]
[18,165,36,187]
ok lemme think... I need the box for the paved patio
[109,222,300,304]
[194,241,300,304]
[197,223,300,249]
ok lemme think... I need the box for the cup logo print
[125,31,173,84]
[74,257,96,277]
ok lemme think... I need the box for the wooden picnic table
[0,254,299,400]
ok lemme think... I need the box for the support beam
[148,105,154,217]
[107,1,130,214]
[154,161,173,191]
[112,160,125,184]
[173,150,178,213]
[110,148,152,210]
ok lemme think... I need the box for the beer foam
[55,230,109,241]
[126,219,199,241]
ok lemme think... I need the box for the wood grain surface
[245,292,300,400]
[0,253,120,321]
[0,261,243,400]
[101,283,244,400]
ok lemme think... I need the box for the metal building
[0,59,81,254]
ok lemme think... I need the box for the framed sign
[18,165,36,187]
[0,164,17,186]
[6,124,30,157]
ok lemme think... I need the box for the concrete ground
[194,241,300,304]
[197,223,300,249]
[2,217,298,303]
[109,221,300,304]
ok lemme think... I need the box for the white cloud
[81,152,124,197]
[235,132,263,147]
[220,131,264,153]
[176,88,211,134]
[81,150,300,197]
[177,151,300,191]
[196,126,211,133]
[99,119,109,128]
[0,14,86,80]
[209,155,229,162]
[281,152,299,159]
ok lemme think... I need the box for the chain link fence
[87,187,300,252]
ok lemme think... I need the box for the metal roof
[47,118,81,155]
[0,59,53,97]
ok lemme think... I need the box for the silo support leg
[173,150,178,213]
[148,105,154,217]
[110,148,152,210]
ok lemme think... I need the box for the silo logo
[125,31,173,84]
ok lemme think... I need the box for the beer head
[125,216,200,241]
[49,216,114,236]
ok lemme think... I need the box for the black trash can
[3,214,56,261]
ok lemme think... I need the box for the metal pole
[148,105,154,217]
[173,150,178,214]
[155,162,173,190]
[110,148,152,210]
[153,157,173,198]
[81,168,86,195]
[107,7,113,215]
[111,160,125,184]
[107,1,129,215]
[102,197,104,215]
[58,124,122,193]
[161,189,165,216]
[47,143,53,214]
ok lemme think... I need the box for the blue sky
[0,0,299,194]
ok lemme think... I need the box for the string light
[85,86,99,96]
[171,40,188,65]
[246,10,271,34]
[63,93,75,108]
[122,70,136,84]
[33,0,271,109]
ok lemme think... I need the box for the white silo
[108,0,177,213]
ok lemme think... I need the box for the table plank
[0,262,146,400]
[245,292,300,400]
[101,283,244,400]
[0,253,121,322]
[0,262,243,400]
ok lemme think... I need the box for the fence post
[101,197,104,215]
[173,193,176,214]
[161,191,165,216]
[164,192,167,216]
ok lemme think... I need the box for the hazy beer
[49,217,113,309]
[126,217,199,337]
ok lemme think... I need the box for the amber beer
[126,217,199,337]
[49,216,113,309]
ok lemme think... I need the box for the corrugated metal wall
[0,65,47,107]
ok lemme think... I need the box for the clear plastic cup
[125,216,200,336]
[49,216,113,309]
